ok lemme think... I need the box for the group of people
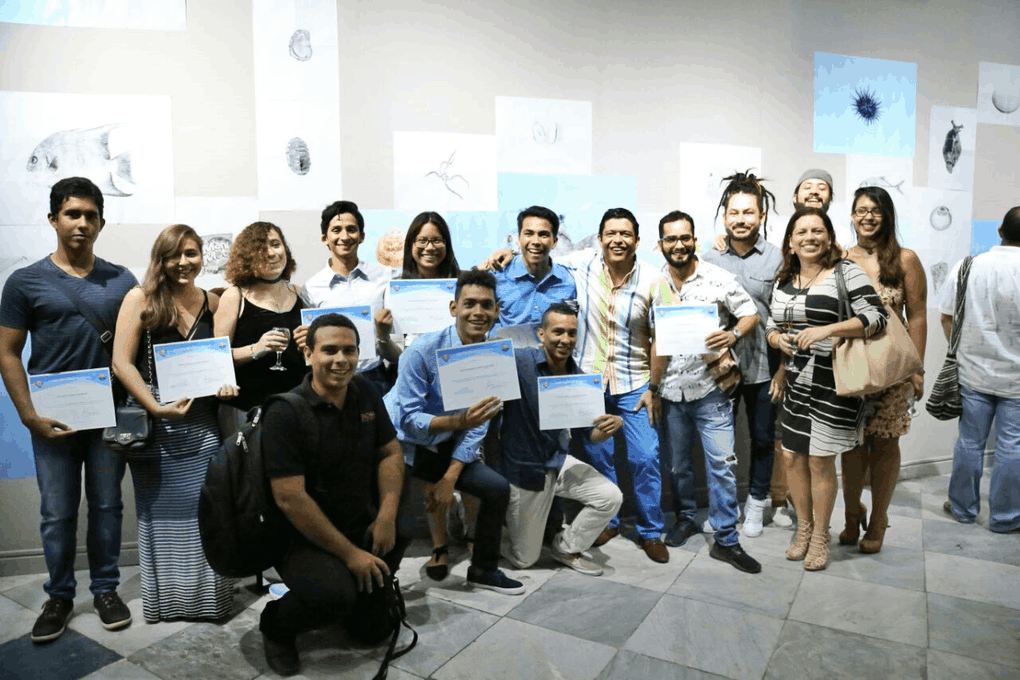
[1,174,1017,677]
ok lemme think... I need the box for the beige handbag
[831,262,922,397]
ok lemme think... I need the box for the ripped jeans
[660,389,740,547]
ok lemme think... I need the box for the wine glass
[270,326,291,371]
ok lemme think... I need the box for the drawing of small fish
[859,176,904,195]
[943,120,963,173]
[26,123,134,196]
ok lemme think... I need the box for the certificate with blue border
[436,340,521,411]
[152,337,236,403]
[302,305,376,361]
[654,304,719,356]
[28,368,116,431]
[389,279,456,335]
[538,373,605,430]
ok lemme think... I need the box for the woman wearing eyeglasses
[838,187,927,554]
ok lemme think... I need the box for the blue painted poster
[970,220,1001,256]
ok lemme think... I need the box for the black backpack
[345,572,418,680]
[199,393,304,578]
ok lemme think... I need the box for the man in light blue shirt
[492,206,577,335]
[384,269,525,595]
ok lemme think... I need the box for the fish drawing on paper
[931,261,948,292]
[930,206,952,231]
[425,151,469,200]
[289,30,312,61]
[286,137,310,175]
[942,121,963,173]
[859,177,905,195]
[532,121,559,146]
[26,123,134,197]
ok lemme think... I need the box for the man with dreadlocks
[694,172,784,541]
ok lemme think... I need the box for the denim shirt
[491,255,577,329]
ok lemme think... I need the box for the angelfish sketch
[931,262,948,292]
[26,123,134,197]
[930,206,952,231]
[532,121,559,146]
[286,137,311,175]
[289,30,312,61]
[942,121,963,173]
[425,151,469,200]
[859,177,905,195]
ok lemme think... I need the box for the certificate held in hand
[538,373,605,430]
[389,279,456,335]
[28,368,117,431]
[654,304,719,356]
[436,340,521,411]
[152,337,237,404]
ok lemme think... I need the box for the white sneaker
[742,497,766,537]
[771,501,795,528]
[446,491,466,542]
[550,548,603,576]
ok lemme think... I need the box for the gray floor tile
[926,551,1020,610]
[763,619,926,680]
[667,551,802,618]
[587,535,695,593]
[507,570,662,646]
[927,648,1020,680]
[0,593,39,646]
[923,518,1020,567]
[432,617,616,680]
[2,566,141,613]
[928,593,1020,670]
[0,572,48,594]
[68,596,195,658]
[405,555,557,617]
[363,592,499,678]
[822,544,926,591]
[788,574,928,648]
[885,484,923,519]
[79,659,164,680]
[921,491,992,529]
[624,594,784,680]
[597,650,726,679]
[879,515,924,550]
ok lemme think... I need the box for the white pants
[501,454,623,569]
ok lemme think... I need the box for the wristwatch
[648,383,660,395]
[731,328,742,341]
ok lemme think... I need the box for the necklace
[783,268,825,334]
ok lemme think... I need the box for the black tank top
[228,293,307,410]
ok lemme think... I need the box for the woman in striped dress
[765,208,887,570]
[113,224,238,622]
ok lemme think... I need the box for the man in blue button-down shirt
[385,269,525,595]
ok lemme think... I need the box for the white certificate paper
[436,340,521,411]
[492,323,541,349]
[538,373,605,431]
[301,306,377,361]
[28,368,116,431]
[389,279,456,335]
[152,337,236,404]
[654,304,719,356]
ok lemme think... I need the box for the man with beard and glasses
[652,212,763,573]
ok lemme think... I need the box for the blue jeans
[661,390,740,547]
[580,384,664,539]
[736,381,775,501]
[32,430,126,600]
[948,386,1020,533]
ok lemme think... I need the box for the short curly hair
[224,222,296,286]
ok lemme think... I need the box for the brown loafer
[592,526,619,547]
[642,538,670,563]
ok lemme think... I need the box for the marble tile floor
[1,473,1018,680]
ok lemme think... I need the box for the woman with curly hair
[213,222,306,439]
[838,187,927,553]
[112,224,239,622]
[765,208,888,570]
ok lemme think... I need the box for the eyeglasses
[853,207,882,218]
[414,237,445,248]
[660,235,694,247]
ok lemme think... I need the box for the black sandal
[425,545,449,581]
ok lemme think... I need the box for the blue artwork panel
[970,219,1000,256]
[1,337,36,479]
[446,211,506,270]
[814,52,917,157]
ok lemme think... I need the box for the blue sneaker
[466,567,525,595]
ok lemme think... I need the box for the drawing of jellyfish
[25,123,133,197]
[991,88,1020,114]
[942,121,963,173]
[851,85,882,126]
[931,261,948,292]
[532,121,559,145]
[930,206,952,231]
[289,30,312,61]
[286,137,310,175]
[201,234,233,277]
[425,151,469,200]
[859,177,905,195]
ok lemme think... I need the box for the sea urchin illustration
[851,86,883,126]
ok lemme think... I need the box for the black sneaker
[664,519,700,547]
[466,566,526,595]
[94,592,132,630]
[31,598,74,643]
[262,632,300,676]
[710,541,762,574]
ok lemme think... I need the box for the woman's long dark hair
[776,208,843,285]
[400,212,460,279]
[852,186,904,287]
[140,224,202,330]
